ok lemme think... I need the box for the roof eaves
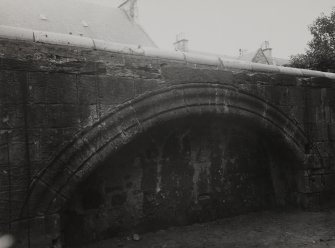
[0,25,334,80]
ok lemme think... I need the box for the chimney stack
[119,0,138,23]
[174,33,189,52]
[239,48,248,57]
[261,41,273,64]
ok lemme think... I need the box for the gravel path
[81,210,335,248]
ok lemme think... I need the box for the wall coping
[1,25,335,80]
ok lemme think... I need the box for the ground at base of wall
[80,210,335,248]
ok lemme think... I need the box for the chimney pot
[261,41,273,65]
[174,33,189,52]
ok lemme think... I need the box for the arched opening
[61,113,302,246]
[21,83,314,247]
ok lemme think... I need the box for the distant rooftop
[0,0,156,47]
[173,35,289,66]
[238,50,289,66]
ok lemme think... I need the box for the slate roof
[0,0,156,47]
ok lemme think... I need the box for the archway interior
[62,113,301,246]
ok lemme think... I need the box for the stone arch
[22,82,312,217]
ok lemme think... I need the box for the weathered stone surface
[134,78,161,96]
[324,174,335,190]
[0,38,335,247]
[0,104,25,129]
[98,76,135,105]
[28,72,77,104]
[0,71,26,104]
[63,116,299,245]
[47,104,81,128]
[0,133,8,165]
[161,66,233,84]
[77,75,98,105]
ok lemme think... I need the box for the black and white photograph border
[0,0,335,247]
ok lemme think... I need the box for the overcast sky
[90,0,334,59]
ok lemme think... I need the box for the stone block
[304,88,322,107]
[92,50,125,67]
[28,72,77,104]
[10,220,30,248]
[313,142,329,158]
[309,175,324,192]
[79,105,99,128]
[0,57,38,71]
[288,105,305,125]
[249,73,274,85]
[270,74,299,86]
[309,77,335,88]
[295,170,311,193]
[329,102,335,123]
[105,54,158,79]
[269,86,299,106]
[27,104,48,128]
[123,55,161,78]
[241,84,269,101]
[0,185,9,215]
[0,71,26,105]
[0,104,25,129]
[313,105,332,123]
[99,104,117,117]
[27,72,48,103]
[61,127,80,144]
[0,135,8,165]
[303,154,323,169]
[161,66,233,84]
[10,165,29,191]
[47,104,80,128]
[329,124,335,141]
[254,85,305,107]
[302,106,330,124]
[27,216,53,248]
[326,88,335,104]
[8,142,27,165]
[8,130,27,165]
[233,72,252,84]
[324,174,335,191]
[308,122,329,142]
[44,214,61,236]
[286,87,306,106]
[296,192,320,209]
[9,190,27,219]
[25,180,58,216]
[134,78,161,96]
[98,76,134,105]
[28,128,63,163]
[47,73,78,104]
[40,166,74,196]
[77,75,98,105]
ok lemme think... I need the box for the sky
[87,0,335,59]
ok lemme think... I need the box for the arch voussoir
[23,82,310,216]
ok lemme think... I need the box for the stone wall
[0,38,335,247]
[63,116,301,246]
